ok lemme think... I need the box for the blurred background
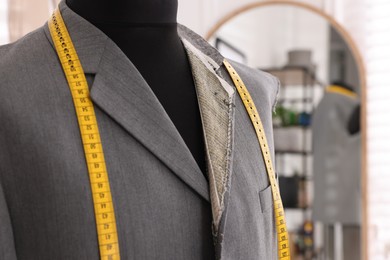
[1,0,389,259]
[207,4,362,259]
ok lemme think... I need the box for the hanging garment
[312,86,361,225]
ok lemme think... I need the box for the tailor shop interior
[1,1,365,260]
[209,6,362,260]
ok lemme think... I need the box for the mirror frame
[206,1,367,259]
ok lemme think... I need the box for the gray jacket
[0,1,280,259]
[312,89,361,225]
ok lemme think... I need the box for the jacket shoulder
[0,25,50,81]
[226,59,280,110]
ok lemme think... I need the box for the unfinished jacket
[0,1,280,259]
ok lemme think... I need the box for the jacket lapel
[88,39,211,202]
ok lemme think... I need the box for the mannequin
[66,0,207,176]
[1,0,282,257]
[331,81,360,135]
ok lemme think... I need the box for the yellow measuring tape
[223,60,291,260]
[49,9,120,260]
[326,85,358,98]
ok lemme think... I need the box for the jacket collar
[43,0,236,214]
[44,1,225,75]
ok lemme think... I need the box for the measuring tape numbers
[223,60,291,260]
[49,9,121,260]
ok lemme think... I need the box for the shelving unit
[263,66,322,259]
[265,66,318,189]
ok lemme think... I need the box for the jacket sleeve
[0,178,17,260]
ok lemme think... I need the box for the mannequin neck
[65,0,182,66]
[65,0,178,25]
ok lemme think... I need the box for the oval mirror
[207,2,365,260]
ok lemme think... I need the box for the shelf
[275,150,312,155]
[278,97,314,103]
[285,206,310,210]
[273,125,311,129]
[262,66,320,86]
[278,174,312,181]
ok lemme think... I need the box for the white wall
[0,0,8,44]
[8,0,50,42]
[355,0,390,259]
[178,0,326,37]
